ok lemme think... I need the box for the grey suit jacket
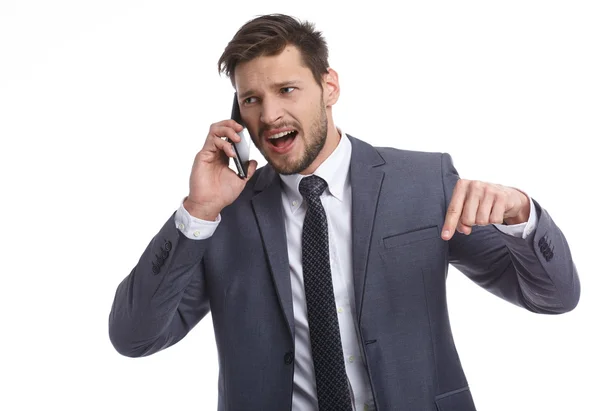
[109,135,580,411]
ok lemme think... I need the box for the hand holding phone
[183,99,257,220]
[228,93,251,178]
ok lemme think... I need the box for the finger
[458,182,482,232]
[457,195,479,236]
[203,126,243,153]
[211,124,244,144]
[442,180,468,240]
[203,124,240,154]
[489,195,506,225]
[457,221,471,235]
[245,160,259,180]
[211,135,238,158]
[475,188,495,226]
[212,119,244,133]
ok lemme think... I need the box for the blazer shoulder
[375,144,447,171]
[346,133,453,173]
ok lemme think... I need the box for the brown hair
[217,14,330,88]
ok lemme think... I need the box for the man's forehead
[235,46,309,81]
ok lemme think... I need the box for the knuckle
[461,216,475,226]
[472,180,485,193]
[447,206,460,214]
[488,185,501,197]
[475,217,488,225]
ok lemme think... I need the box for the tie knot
[299,175,328,200]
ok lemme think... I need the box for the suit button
[538,237,546,247]
[284,351,294,365]
[161,249,169,259]
[164,240,172,251]
[152,265,160,275]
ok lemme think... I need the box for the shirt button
[337,307,343,313]
[178,223,185,230]
[292,200,298,206]
[348,355,355,363]
[193,230,201,237]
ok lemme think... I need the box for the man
[108,13,580,411]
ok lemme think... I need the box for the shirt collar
[279,127,352,213]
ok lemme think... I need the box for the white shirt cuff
[174,198,221,240]
[493,195,538,239]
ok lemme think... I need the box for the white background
[1,1,598,410]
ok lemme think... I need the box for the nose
[260,98,284,125]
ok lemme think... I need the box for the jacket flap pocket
[383,225,439,249]
[435,387,476,411]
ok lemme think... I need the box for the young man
[109,13,580,411]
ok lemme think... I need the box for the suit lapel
[348,135,385,323]
[251,166,295,338]
[249,135,385,337]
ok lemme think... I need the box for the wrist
[183,197,220,221]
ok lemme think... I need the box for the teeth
[268,130,295,140]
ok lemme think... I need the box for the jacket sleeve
[441,152,580,314]
[108,212,211,357]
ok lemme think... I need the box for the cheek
[295,108,314,131]
[250,131,262,147]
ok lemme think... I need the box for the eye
[281,87,296,94]
[244,97,257,105]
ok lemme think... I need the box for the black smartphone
[228,93,250,178]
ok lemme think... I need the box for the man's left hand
[441,179,530,241]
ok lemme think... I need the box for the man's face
[234,46,330,175]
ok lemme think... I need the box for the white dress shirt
[174,130,538,411]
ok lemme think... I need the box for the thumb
[245,160,259,180]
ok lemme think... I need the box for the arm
[108,118,258,357]
[108,210,213,357]
[441,152,580,314]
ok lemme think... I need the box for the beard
[261,99,328,176]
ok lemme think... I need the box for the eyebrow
[238,81,302,101]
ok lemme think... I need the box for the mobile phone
[228,93,251,178]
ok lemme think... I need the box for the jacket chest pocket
[378,225,444,266]
[435,387,477,411]
[382,225,440,249]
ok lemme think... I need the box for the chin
[269,160,297,175]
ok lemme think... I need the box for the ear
[322,68,340,107]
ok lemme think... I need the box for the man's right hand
[183,120,258,221]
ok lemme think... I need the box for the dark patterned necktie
[299,175,353,411]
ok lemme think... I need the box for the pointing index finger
[442,180,467,240]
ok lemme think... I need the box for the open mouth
[267,130,298,150]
